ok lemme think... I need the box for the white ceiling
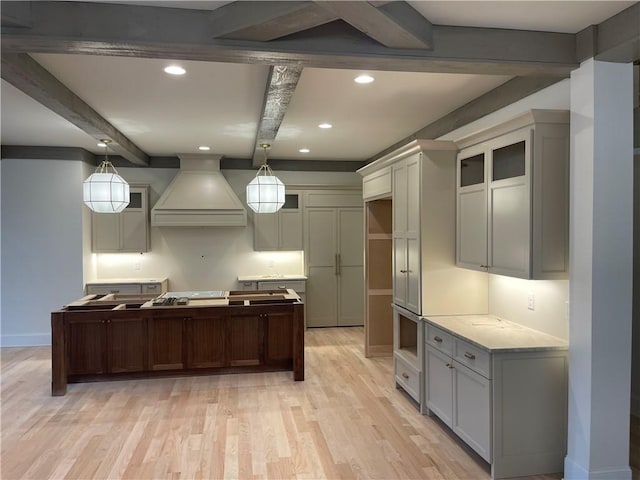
[0,1,635,163]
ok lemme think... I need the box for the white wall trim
[564,457,632,480]
[1,334,51,347]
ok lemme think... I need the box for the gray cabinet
[422,316,568,478]
[92,185,149,253]
[85,278,168,295]
[253,191,302,251]
[456,110,569,279]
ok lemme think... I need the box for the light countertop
[86,277,168,284]
[424,314,568,353]
[238,274,307,282]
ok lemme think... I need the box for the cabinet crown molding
[455,109,569,150]
[357,139,457,177]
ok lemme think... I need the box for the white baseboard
[564,456,632,480]
[1,333,51,347]
[631,392,640,417]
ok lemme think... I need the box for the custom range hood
[151,155,247,227]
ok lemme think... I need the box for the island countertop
[424,314,568,353]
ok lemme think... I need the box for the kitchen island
[51,290,304,396]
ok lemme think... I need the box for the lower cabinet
[423,320,568,479]
[67,315,147,376]
[425,344,491,462]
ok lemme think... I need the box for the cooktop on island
[162,291,225,299]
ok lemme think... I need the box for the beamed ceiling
[1,1,638,169]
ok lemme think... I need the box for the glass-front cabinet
[455,110,569,280]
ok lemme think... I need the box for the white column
[565,59,634,479]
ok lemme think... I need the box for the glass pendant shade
[83,140,130,213]
[246,164,285,213]
[83,171,130,213]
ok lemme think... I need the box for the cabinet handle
[446,363,454,369]
[480,265,489,269]
[400,269,407,273]
[401,372,409,379]
[337,254,341,276]
[278,285,286,290]
[434,336,443,343]
[147,285,157,290]
[464,352,476,360]
[110,290,119,294]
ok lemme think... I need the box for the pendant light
[246,143,285,213]
[83,139,130,213]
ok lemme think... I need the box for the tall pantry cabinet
[304,189,364,328]
[358,141,488,362]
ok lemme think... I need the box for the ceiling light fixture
[198,146,211,151]
[164,65,186,75]
[299,148,310,153]
[83,139,130,213]
[318,123,332,129]
[246,143,285,214]
[354,74,374,84]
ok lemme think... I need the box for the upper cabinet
[92,185,149,253]
[253,190,303,251]
[456,110,570,279]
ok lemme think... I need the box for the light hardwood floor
[0,327,636,479]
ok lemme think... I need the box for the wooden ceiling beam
[314,1,433,49]
[210,1,338,41]
[252,65,304,167]
[0,53,149,167]
[0,2,579,77]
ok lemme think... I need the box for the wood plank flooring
[0,327,636,479]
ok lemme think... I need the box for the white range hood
[151,154,247,227]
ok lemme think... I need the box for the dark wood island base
[51,291,304,396]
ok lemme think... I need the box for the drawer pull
[401,372,409,379]
[110,290,119,294]
[147,285,157,289]
[464,352,476,360]
[278,285,286,289]
[434,336,443,343]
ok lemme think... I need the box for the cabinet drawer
[454,339,491,379]
[395,354,420,402]
[257,280,305,293]
[426,324,454,356]
[86,284,141,295]
[141,283,163,294]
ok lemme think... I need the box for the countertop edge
[422,315,568,353]
[238,275,308,281]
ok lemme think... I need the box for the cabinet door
[148,317,184,370]
[279,192,303,250]
[425,345,454,427]
[337,208,364,326]
[67,318,107,375]
[121,210,147,252]
[107,317,147,373]
[185,315,225,369]
[254,212,279,250]
[452,360,491,462]
[92,212,120,252]
[457,150,488,269]
[229,314,263,367]
[488,130,531,278]
[405,156,421,314]
[264,312,293,364]
[306,208,338,327]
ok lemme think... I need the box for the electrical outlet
[527,293,535,311]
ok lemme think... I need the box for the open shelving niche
[364,198,393,357]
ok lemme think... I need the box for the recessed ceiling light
[164,65,186,75]
[354,74,374,84]
[299,148,310,153]
[97,142,107,148]
[198,146,211,151]
[318,123,333,129]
